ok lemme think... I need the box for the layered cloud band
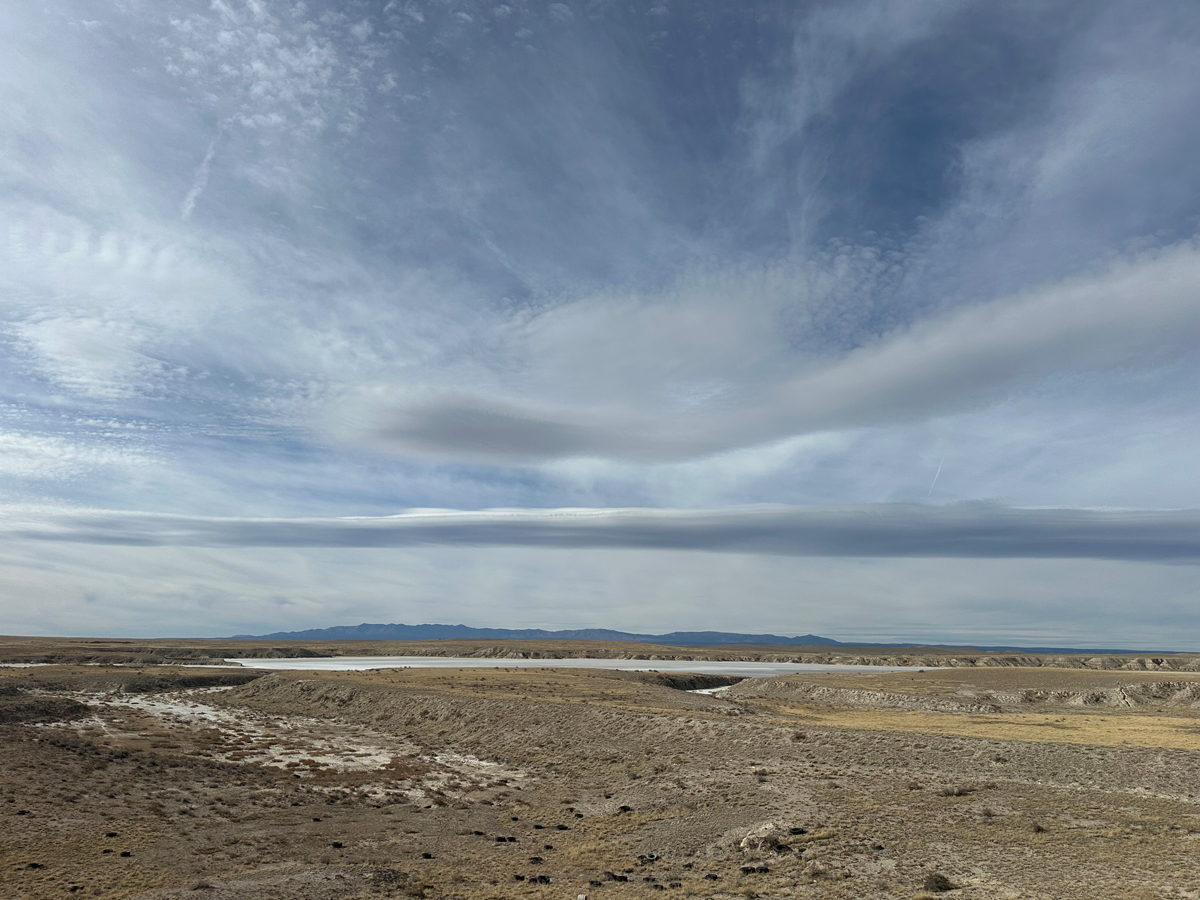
[2,504,1194,562]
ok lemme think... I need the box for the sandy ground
[4,643,1200,900]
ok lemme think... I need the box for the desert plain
[4,637,1200,900]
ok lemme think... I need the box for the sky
[0,0,1197,646]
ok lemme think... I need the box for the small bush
[939,784,975,797]
[923,872,955,892]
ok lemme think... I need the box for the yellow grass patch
[768,703,1200,749]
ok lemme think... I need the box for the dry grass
[779,665,1200,693]
[5,644,1200,900]
[759,703,1200,749]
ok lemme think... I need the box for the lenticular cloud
[339,245,1200,464]
[1,504,1194,563]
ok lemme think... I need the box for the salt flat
[229,656,933,676]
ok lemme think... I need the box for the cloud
[180,132,220,221]
[0,432,153,480]
[340,242,1200,463]
[2,503,1194,563]
[0,541,1194,647]
[13,315,175,401]
[0,0,1197,647]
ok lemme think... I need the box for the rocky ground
[4,644,1200,900]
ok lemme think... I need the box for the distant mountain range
[228,622,1154,654]
[231,622,847,646]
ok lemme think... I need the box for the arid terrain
[4,638,1200,900]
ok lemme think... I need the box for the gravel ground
[3,661,1200,900]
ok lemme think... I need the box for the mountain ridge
[230,622,845,647]
[228,622,1156,654]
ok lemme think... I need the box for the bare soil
[3,639,1200,900]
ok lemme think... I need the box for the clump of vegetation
[0,688,89,724]
[923,872,956,892]
[940,784,975,797]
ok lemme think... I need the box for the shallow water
[227,656,931,677]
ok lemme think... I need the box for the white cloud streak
[180,132,219,220]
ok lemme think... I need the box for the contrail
[928,455,946,496]
[180,129,221,220]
